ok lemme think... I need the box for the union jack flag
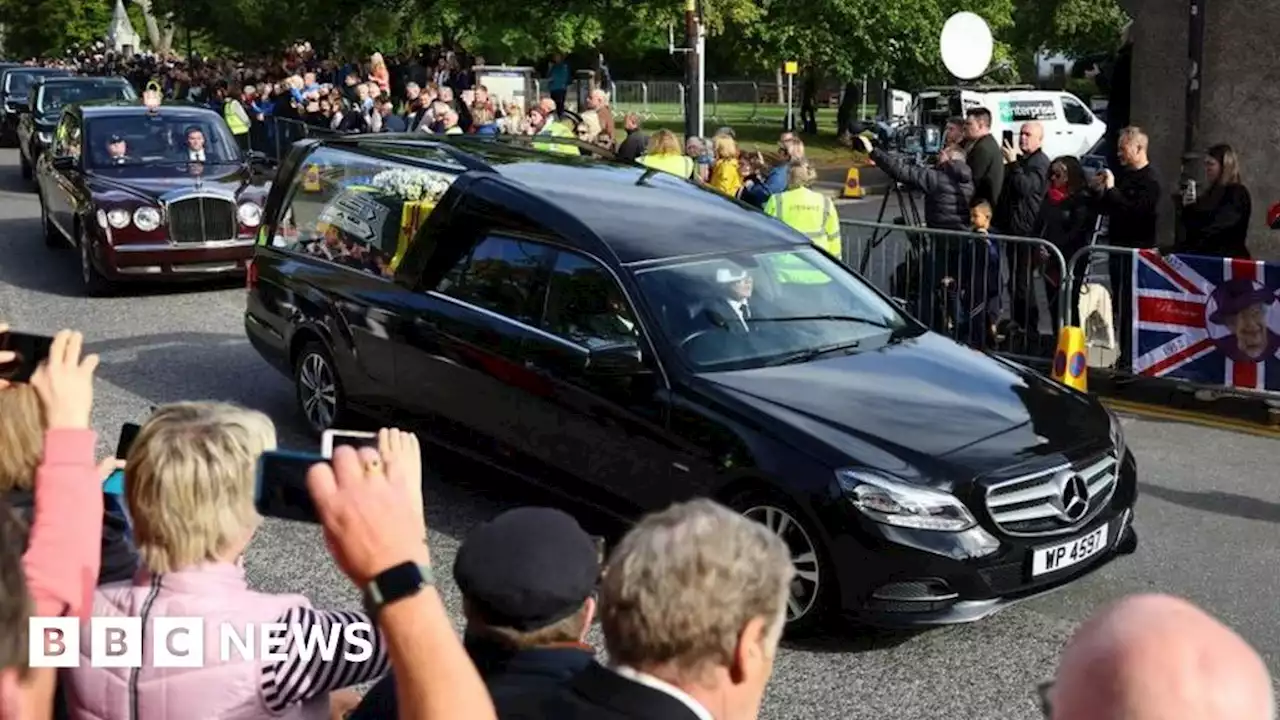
[1133,250,1280,390]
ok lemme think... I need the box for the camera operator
[856,137,973,231]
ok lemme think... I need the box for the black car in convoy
[0,66,72,145]
[245,135,1138,631]
[17,76,136,179]
[35,101,272,295]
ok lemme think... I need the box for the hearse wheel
[731,489,834,635]
[294,341,346,436]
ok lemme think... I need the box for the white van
[959,90,1105,159]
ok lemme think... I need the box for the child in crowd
[737,151,766,200]
[709,134,742,198]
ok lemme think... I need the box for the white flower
[369,168,454,203]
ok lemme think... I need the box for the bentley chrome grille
[984,452,1118,537]
[167,196,237,244]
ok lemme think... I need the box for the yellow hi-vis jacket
[532,122,579,155]
[639,152,695,179]
[764,187,842,284]
[223,99,249,135]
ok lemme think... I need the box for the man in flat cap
[349,506,601,719]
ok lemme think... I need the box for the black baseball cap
[454,507,599,632]
[108,134,123,143]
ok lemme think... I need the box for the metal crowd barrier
[604,80,763,124]
[837,218,1069,364]
[1061,244,1133,374]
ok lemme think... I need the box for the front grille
[985,452,1118,537]
[167,196,237,243]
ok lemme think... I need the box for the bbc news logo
[30,617,375,668]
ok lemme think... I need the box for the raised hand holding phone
[29,330,99,430]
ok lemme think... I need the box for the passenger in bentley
[182,127,208,162]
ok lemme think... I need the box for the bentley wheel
[39,192,61,249]
[294,342,345,436]
[733,490,833,634]
[78,226,111,296]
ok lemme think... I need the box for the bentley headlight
[105,208,130,229]
[133,206,161,232]
[37,131,51,144]
[237,202,262,227]
[836,469,976,532]
[96,209,109,229]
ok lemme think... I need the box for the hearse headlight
[105,208,130,229]
[133,206,161,232]
[836,469,976,532]
[237,202,262,227]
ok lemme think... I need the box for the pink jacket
[62,564,328,720]
[25,429,101,619]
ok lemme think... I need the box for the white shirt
[612,666,714,720]
[189,150,206,162]
[728,298,751,329]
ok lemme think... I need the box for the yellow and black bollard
[1051,326,1088,391]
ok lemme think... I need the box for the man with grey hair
[508,498,793,720]
[1047,594,1274,720]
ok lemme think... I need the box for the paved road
[1,151,1275,718]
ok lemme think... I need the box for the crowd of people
[850,107,1255,358]
[0,324,1275,720]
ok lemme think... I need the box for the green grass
[605,101,876,167]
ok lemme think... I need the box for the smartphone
[255,450,326,523]
[0,331,54,383]
[116,423,141,459]
[321,429,379,459]
[1001,129,1014,147]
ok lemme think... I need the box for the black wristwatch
[362,562,434,617]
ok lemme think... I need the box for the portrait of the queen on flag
[1132,250,1280,390]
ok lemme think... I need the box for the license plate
[1031,524,1109,577]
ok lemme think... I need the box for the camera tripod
[857,174,924,275]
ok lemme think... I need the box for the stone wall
[1129,0,1280,258]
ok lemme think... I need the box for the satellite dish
[940,12,994,80]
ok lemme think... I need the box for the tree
[1008,0,1129,59]
[0,0,111,58]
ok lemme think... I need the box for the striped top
[259,606,390,713]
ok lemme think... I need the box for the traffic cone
[842,167,865,199]
[1051,326,1088,391]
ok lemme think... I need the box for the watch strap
[363,562,434,617]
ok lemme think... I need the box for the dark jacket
[348,633,594,719]
[380,114,408,133]
[740,163,788,209]
[615,130,648,163]
[1177,183,1252,259]
[7,490,138,585]
[1041,189,1098,267]
[998,149,1051,237]
[1094,164,1161,248]
[870,147,974,230]
[965,134,1005,209]
[504,662,703,720]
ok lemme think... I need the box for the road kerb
[1102,398,1280,439]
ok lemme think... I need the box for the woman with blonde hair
[60,403,424,720]
[369,52,390,94]
[709,134,742,197]
[0,381,137,584]
[639,128,695,179]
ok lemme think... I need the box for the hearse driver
[707,266,755,333]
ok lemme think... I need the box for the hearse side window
[436,235,553,326]
[273,146,458,279]
[52,115,80,158]
[1061,96,1092,126]
[541,250,639,349]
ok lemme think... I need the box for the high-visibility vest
[765,187,841,257]
[532,123,578,154]
[639,153,695,179]
[223,99,249,135]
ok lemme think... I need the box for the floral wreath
[368,168,452,203]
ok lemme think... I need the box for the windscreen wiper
[750,315,896,330]
[763,339,863,367]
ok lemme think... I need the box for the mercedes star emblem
[1056,472,1091,521]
